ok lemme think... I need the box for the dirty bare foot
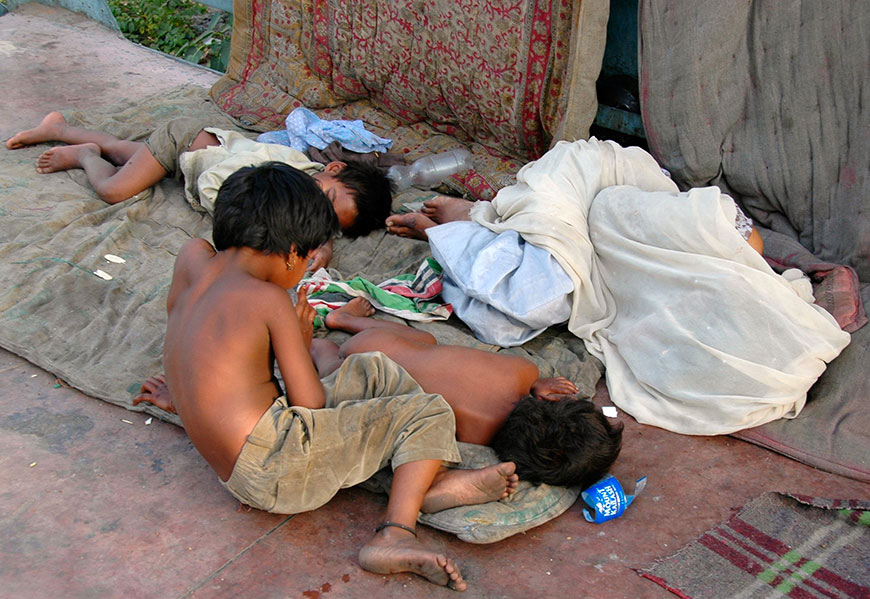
[421,462,519,514]
[421,195,474,224]
[35,142,100,174]
[6,111,69,149]
[132,374,177,414]
[385,212,437,240]
[531,376,579,401]
[359,527,467,591]
[324,297,375,331]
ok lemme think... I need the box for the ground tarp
[639,492,870,599]
[0,86,601,542]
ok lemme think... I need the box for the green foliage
[107,0,233,72]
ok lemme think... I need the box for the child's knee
[94,180,134,204]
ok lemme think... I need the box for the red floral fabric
[211,0,595,200]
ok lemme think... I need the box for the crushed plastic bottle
[387,148,473,191]
[581,474,647,523]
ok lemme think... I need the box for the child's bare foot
[359,527,467,591]
[385,212,437,240]
[35,142,100,174]
[6,111,69,149]
[132,374,177,414]
[421,196,474,224]
[421,462,519,514]
[324,297,375,331]
[531,376,579,401]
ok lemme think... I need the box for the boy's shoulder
[174,238,216,276]
[179,237,217,260]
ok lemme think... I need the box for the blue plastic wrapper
[581,474,647,523]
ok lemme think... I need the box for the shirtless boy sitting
[7,112,393,269]
[309,298,624,490]
[132,161,518,592]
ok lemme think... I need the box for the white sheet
[471,138,679,341]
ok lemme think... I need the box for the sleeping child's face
[315,173,358,231]
[312,165,358,232]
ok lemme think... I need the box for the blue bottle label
[582,474,647,523]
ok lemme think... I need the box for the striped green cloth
[301,258,452,328]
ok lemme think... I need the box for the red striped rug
[639,492,870,599]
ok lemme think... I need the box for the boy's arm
[267,287,327,409]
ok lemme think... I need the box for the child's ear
[324,161,347,174]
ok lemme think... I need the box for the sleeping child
[388,138,850,436]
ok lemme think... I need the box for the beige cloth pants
[144,117,210,178]
[222,352,460,514]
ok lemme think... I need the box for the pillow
[360,442,580,544]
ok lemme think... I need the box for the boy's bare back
[323,299,580,445]
[162,238,323,481]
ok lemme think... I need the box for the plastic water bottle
[387,148,473,191]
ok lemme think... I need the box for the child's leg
[36,142,168,204]
[420,195,474,224]
[359,456,520,591]
[7,111,142,165]
[385,212,438,240]
[309,338,344,378]
[187,129,220,152]
[385,196,475,239]
[324,297,436,345]
[359,458,465,590]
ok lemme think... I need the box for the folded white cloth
[428,221,572,346]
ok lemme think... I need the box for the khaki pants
[144,117,209,178]
[222,352,460,514]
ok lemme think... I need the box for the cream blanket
[471,139,850,434]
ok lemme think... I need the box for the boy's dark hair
[213,162,339,257]
[491,397,623,489]
[334,161,395,238]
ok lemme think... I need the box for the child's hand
[295,287,316,347]
[531,376,579,401]
[132,374,177,414]
[307,240,333,273]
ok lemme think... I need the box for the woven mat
[638,492,870,599]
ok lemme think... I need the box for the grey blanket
[639,0,870,481]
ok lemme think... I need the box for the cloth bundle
[257,107,392,154]
[428,221,573,346]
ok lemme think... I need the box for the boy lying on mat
[7,112,393,270]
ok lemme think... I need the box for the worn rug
[639,492,870,599]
